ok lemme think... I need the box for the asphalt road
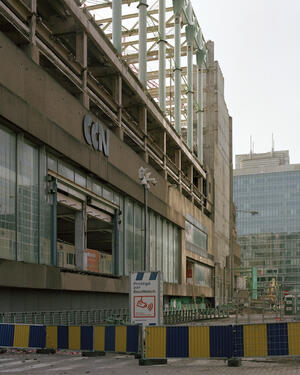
[0,352,300,375]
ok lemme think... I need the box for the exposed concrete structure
[203,41,233,304]
[0,0,235,310]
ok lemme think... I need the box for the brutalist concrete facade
[0,0,234,311]
[203,41,233,304]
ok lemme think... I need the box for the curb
[228,357,242,367]
[139,358,168,366]
[36,349,56,355]
[82,351,106,357]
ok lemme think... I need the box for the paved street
[0,352,300,374]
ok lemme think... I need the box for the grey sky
[191,0,300,165]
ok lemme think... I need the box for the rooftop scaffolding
[81,0,206,161]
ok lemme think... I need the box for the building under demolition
[0,0,234,310]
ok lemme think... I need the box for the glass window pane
[134,203,142,270]
[17,138,39,263]
[75,169,86,188]
[168,224,174,282]
[149,212,156,271]
[118,196,124,275]
[39,148,52,265]
[0,125,16,260]
[47,154,57,172]
[163,220,168,282]
[174,227,180,283]
[58,161,74,181]
[156,216,163,273]
[92,181,102,197]
[103,187,113,202]
[125,199,134,274]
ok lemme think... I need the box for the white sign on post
[130,271,163,326]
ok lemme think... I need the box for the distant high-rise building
[234,150,300,295]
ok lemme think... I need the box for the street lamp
[138,167,157,271]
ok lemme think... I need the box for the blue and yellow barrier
[145,322,300,359]
[0,324,139,354]
[1,322,299,358]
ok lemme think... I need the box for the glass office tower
[234,151,300,295]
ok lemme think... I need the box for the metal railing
[163,304,230,325]
[0,308,129,326]
[0,304,231,326]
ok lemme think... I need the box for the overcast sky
[191,0,300,165]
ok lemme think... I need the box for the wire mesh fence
[230,285,300,324]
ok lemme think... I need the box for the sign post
[129,271,163,360]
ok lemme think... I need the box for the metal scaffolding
[81,0,207,161]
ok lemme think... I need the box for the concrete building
[0,0,234,311]
[234,150,300,295]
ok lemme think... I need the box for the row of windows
[0,123,181,283]
[185,220,207,257]
[0,128,52,264]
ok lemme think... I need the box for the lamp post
[138,167,157,271]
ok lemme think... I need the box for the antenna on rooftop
[250,135,254,158]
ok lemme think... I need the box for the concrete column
[76,31,89,109]
[139,106,148,162]
[188,165,194,202]
[112,74,123,130]
[174,149,182,191]
[112,0,122,53]
[162,131,167,179]
[158,0,166,112]
[26,0,39,63]
[196,49,206,164]
[75,203,86,270]
[138,0,148,87]
[113,75,124,140]
[186,24,195,151]
[173,0,184,134]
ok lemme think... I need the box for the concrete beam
[51,0,207,178]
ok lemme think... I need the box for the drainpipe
[173,0,184,134]
[112,0,122,54]
[196,48,206,164]
[158,0,166,112]
[138,0,148,87]
[186,24,195,150]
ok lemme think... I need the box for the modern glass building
[234,151,300,295]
